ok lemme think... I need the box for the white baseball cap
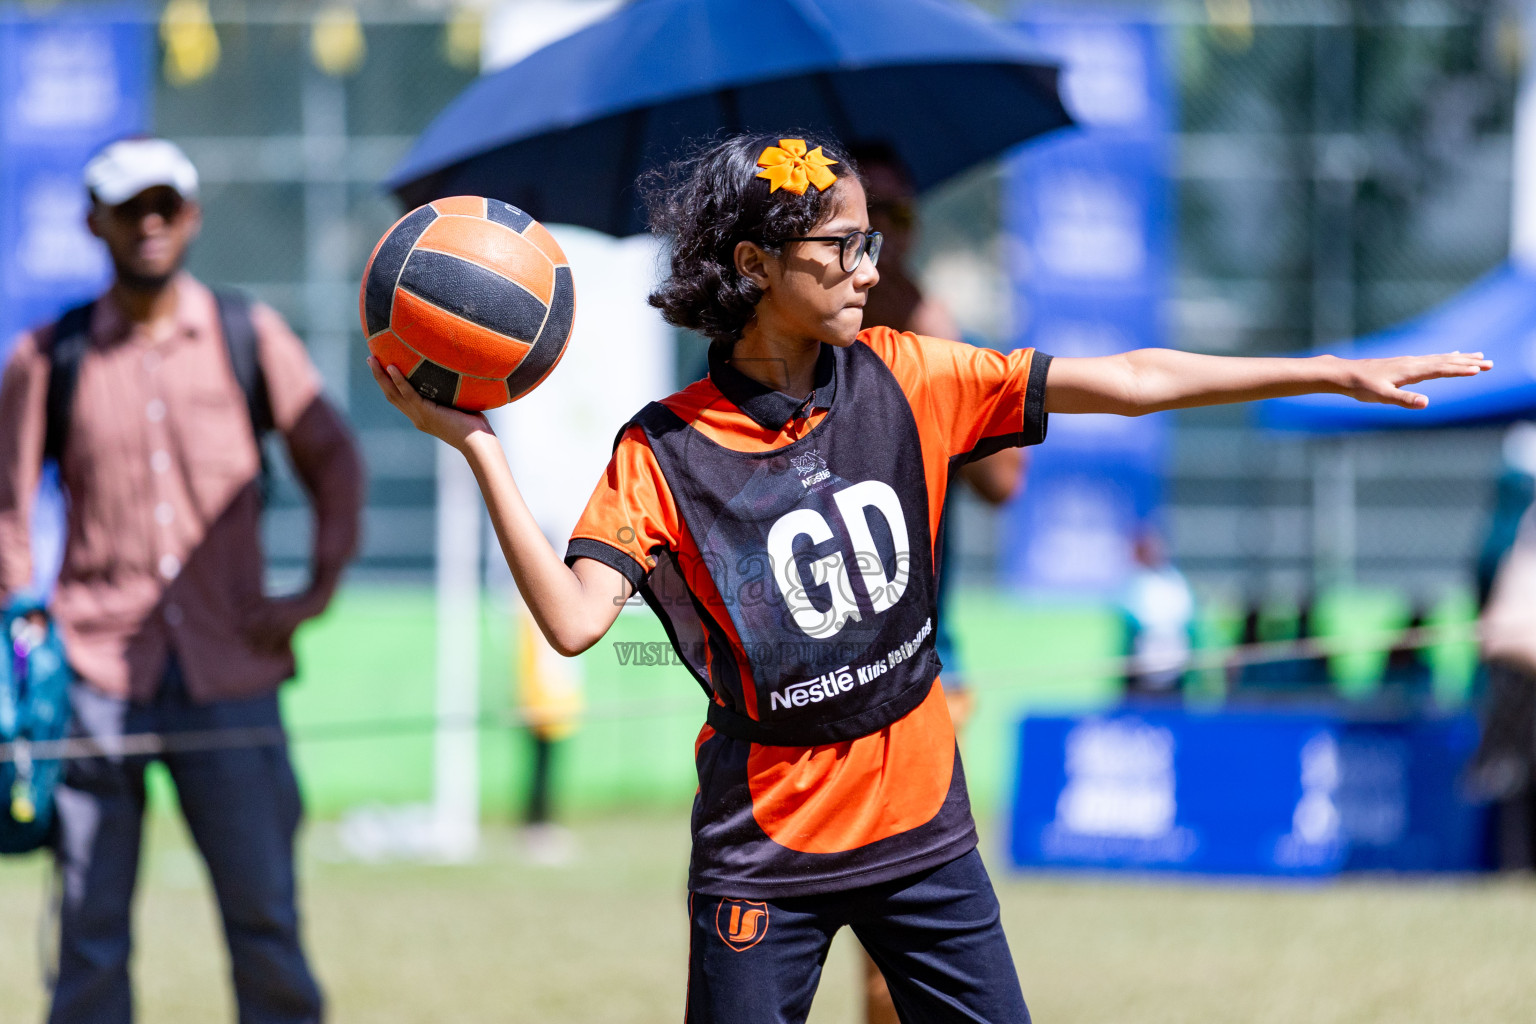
[83,137,199,206]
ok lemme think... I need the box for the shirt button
[158,554,181,580]
[164,603,184,627]
[150,450,171,473]
[146,399,166,423]
[154,502,174,525]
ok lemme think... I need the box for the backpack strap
[212,289,274,503]
[42,302,96,464]
[44,292,272,468]
[212,289,273,438]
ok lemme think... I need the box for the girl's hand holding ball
[367,356,496,453]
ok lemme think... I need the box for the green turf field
[16,583,1499,1021]
[2,811,1532,1023]
[270,583,1478,821]
[271,584,1132,818]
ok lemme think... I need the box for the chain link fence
[942,2,1522,605]
[135,1,1525,603]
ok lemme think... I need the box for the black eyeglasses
[777,229,883,273]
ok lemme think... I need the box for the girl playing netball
[369,132,1489,1023]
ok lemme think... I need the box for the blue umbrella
[386,0,1071,236]
[1262,261,1536,432]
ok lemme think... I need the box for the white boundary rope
[0,622,1481,765]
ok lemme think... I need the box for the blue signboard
[0,2,151,594]
[0,2,150,355]
[1002,7,1173,592]
[1010,709,1490,876]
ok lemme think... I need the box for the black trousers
[49,660,322,1024]
[687,848,1030,1023]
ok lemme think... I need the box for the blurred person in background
[1476,422,1536,608]
[852,141,1025,1024]
[513,606,582,864]
[1119,527,1194,700]
[1469,423,1536,870]
[855,141,1026,719]
[1379,602,1434,705]
[0,137,363,1023]
[1231,594,1331,700]
[485,225,674,868]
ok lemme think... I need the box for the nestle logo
[790,449,830,489]
[769,666,855,711]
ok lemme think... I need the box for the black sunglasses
[107,190,186,222]
[777,229,884,273]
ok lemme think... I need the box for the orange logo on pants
[716,899,769,951]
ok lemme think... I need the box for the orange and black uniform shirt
[567,327,1049,898]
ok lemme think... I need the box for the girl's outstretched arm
[1045,349,1492,416]
[368,357,630,656]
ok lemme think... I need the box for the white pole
[301,69,351,409]
[433,442,481,861]
[1512,0,1536,268]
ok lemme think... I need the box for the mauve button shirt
[0,273,363,702]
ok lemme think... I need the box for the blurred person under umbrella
[386,0,1071,236]
[851,140,1024,1024]
[855,141,1026,719]
[0,138,363,1023]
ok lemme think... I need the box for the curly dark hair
[643,132,859,345]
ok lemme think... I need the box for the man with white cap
[0,136,362,1023]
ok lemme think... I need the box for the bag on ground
[0,600,72,854]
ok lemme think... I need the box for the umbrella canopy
[386,0,1071,236]
[1262,262,1536,432]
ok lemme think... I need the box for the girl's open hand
[367,356,494,450]
[1341,351,1492,408]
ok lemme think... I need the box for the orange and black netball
[359,196,575,411]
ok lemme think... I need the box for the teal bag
[0,600,73,854]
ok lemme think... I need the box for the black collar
[708,341,837,432]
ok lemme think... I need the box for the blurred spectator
[1469,424,1536,871]
[514,603,582,865]
[1233,596,1331,699]
[0,138,363,1022]
[1477,422,1536,608]
[1120,528,1195,699]
[1380,604,1434,704]
[484,225,672,868]
[850,140,1025,1024]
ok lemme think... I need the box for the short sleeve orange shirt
[568,328,1048,897]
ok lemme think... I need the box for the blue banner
[1009,709,1490,875]
[0,2,151,594]
[1002,8,1173,592]
[0,2,150,354]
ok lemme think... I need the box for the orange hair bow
[755,139,838,195]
